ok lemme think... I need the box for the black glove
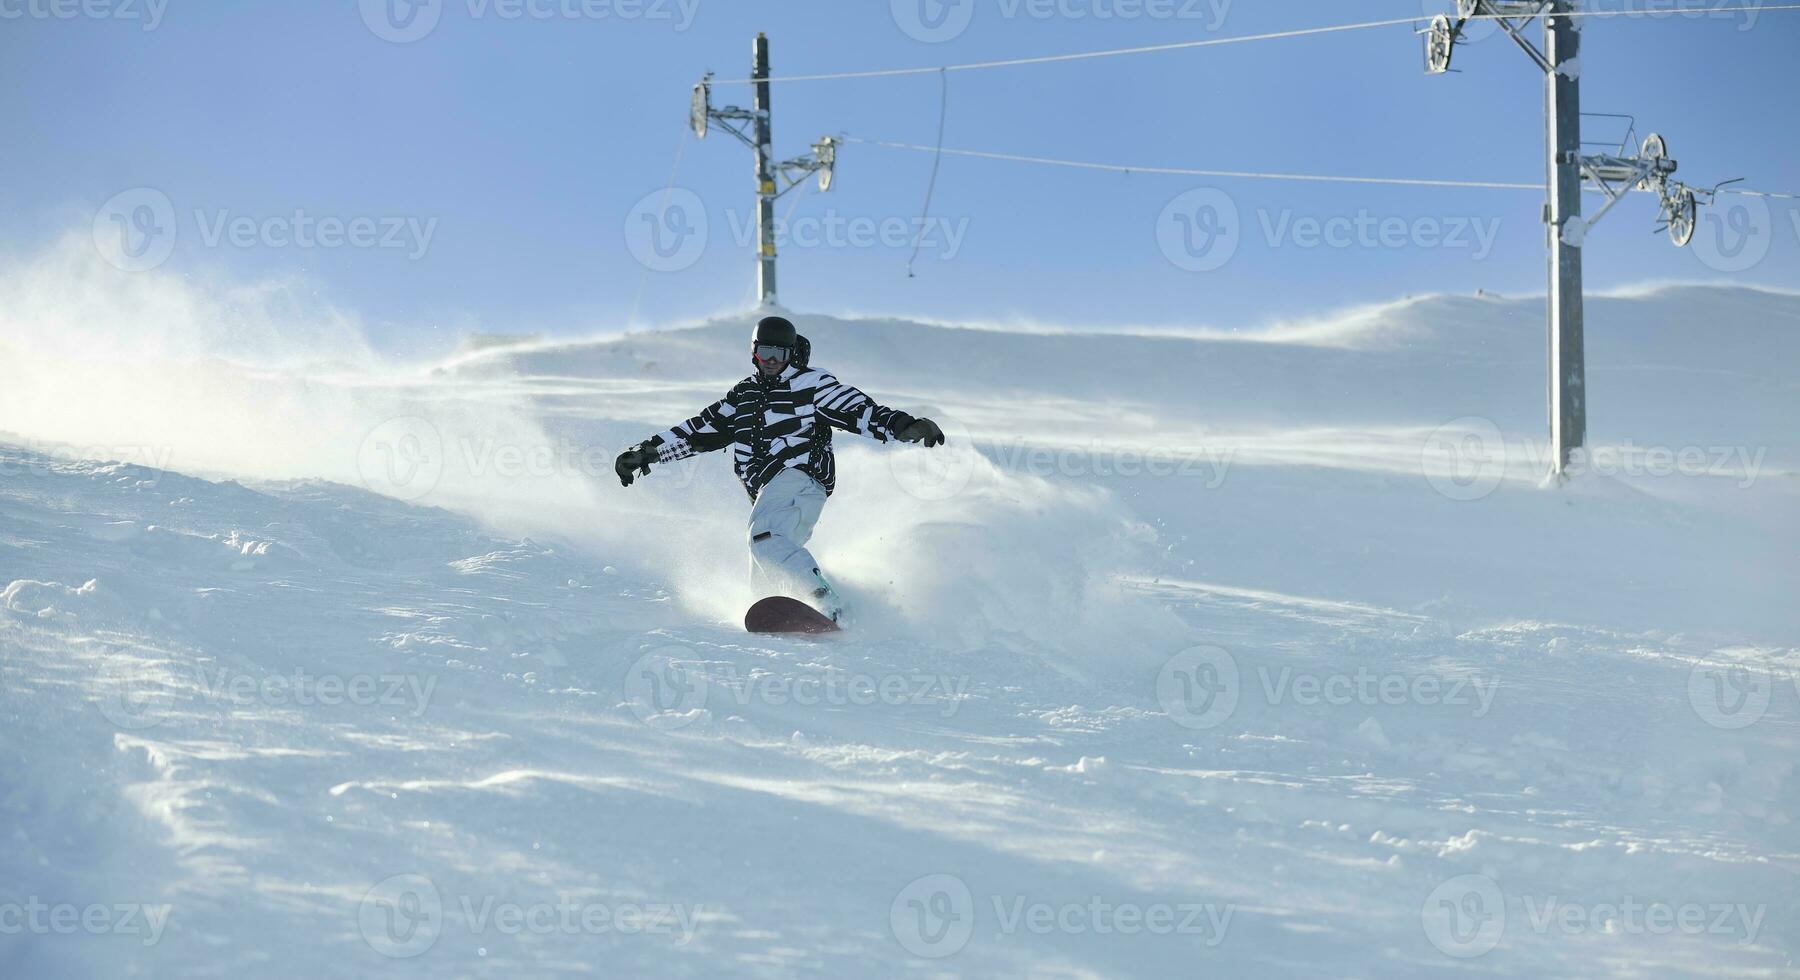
[615,444,654,487]
[896,417,946,448]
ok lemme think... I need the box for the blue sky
[3,0,1796,349]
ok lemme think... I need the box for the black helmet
[751,315,797,350]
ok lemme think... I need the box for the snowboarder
[614,315,946,622]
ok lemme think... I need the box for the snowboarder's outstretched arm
[615,394,736,487]
[809,373,945,447]
[647,397,737,461]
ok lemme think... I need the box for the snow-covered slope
[2,261,1797,976]
[443,285,1800,643]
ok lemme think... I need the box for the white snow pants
[747,467,828,598]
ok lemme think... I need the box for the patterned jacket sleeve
[811,373,914,442]
[645,391,737,461]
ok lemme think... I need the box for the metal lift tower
[1424,0,1723,479]
[690,34,838,308]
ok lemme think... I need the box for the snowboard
[744,595,841,635]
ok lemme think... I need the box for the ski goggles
[754,344,792,363]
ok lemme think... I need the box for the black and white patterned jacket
[642,338,914,500]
